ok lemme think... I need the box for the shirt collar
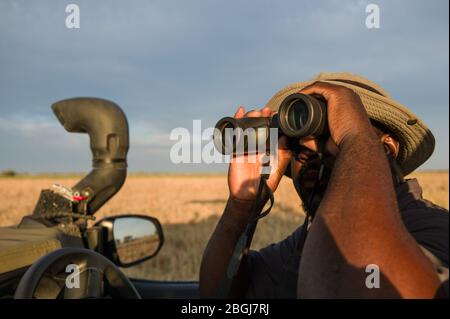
[396,178,423,211]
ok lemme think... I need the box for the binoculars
[213,93,327,155]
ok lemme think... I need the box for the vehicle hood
[0,218,84,274]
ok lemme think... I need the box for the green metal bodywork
[0,217,84,274]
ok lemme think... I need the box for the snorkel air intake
[51,98,129,215]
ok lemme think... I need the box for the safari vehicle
[0,98,199,299]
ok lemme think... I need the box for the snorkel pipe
[51,97,129,215]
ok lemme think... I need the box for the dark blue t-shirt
[245,179,449,298]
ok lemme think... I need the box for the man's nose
[298,137,319,153]
[296,138,319,164]
[299,136,340,157]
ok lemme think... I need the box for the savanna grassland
[0,171,448,280]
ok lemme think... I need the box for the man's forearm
[199,198,254,298]
[297,132,442,298]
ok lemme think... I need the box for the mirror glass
[113,217,161,265]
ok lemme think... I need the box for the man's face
[290,140,336,214]
[290,126,399,214]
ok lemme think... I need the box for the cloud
[0,117,56,137]
[0,0,448,172]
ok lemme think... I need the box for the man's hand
[300,82,375,148]
[228,106,293,202]
[200,106,294,298]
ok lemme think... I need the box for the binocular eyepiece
[213,93,327,155]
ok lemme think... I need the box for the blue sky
[0,0,448,173]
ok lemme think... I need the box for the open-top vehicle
[0,98,199,299]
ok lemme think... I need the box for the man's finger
[299,81,337,101]
[261,107,272,117]
[266,140,292,190]
[244,110,262,118]
[234,106,245,118]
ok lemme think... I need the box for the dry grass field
[0,171,448,281]
[116,235,160,264]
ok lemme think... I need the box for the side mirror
[95,215,164,267]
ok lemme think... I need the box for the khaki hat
[264,72,435,176]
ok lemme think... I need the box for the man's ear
[381,134,400,158]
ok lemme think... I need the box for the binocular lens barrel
[213,93,327,155]
[277,93,327,138]
[213,116,272,155]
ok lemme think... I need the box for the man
[199,72,449,298]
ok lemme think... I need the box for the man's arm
[199,197,254,298]
[199,106,292,298]
[297,83,443,298]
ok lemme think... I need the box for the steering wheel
[14,247,141,299]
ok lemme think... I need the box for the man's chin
[300,193,323,215]
[296,178,330,215]
[293,158,333,215]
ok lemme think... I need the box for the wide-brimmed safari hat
[265,72,435,176]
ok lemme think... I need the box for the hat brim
[264,79,435,176]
